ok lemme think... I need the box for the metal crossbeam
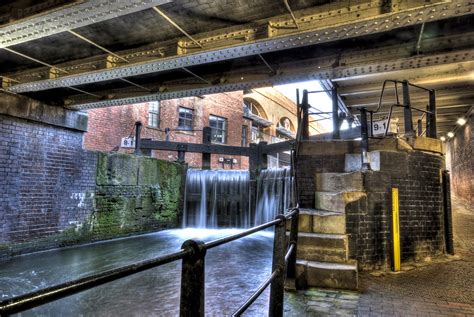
[5,0,473,94]
[0,0,172,48]
[66,47,474,109]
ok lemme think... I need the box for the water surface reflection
[0,229,274,316]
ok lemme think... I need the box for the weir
[182,167,292,228]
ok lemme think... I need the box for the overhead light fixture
[447,132,454,138]
[440,136,446,142]
[457,118,467,126]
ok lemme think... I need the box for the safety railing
[356,79,437,170]
[0,207,299,317]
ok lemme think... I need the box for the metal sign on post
[120,137,135,148]
[391,188,401,272]
[372,118,398,136]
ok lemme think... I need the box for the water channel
[1,229,274,316]
[1,168,300,315]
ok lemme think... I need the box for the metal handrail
[0,207,299,317]
[0,249,191,316]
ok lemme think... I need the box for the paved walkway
[286,198,474,316]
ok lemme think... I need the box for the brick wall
[296,140,446,270]
[446,114,473,207]
[0,114,184,260]
[84,92,253,169]
[0,114,96,245]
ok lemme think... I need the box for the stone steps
[314,191,366,213]
[294,232,348,263]
[291,170,363,290]
[296,260,358,290]
[286,208,345,234]
[314,171,363,192]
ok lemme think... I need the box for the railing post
[359,108,371,170]
[180,240,206,317]
[202,127,212,170]
[442,170,454,255]
[402,80,414,137]
[286,209,299,281]
[301,90,309,140]
[134,121,142,155]
[427,89,437,138]
[417,119,423,136]
[269,215,286,317]
[332,86,340,139]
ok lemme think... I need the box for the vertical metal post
[359,108,371,170]
[286,208,299,280]
[134,121,142,155]
[301,90,309,140]
[269,215,286,317]
[442,170,454,255]
[390,188,401,272]
[178,150,186,163]
[427,89,437,138]
[402,80,414,137]
[256,141,268,174]
[180,240,206,317]
[417,119,423,136]
[202,127,212,170]
[332,86,340,139]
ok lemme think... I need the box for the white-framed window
[178,107,193,130]
[209,115,227,144]
[148,101,160,128]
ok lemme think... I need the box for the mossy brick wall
[87,152,184,240]
[0,113,184,260]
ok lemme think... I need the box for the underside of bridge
[0,0,472,135]
[0,1,473,316]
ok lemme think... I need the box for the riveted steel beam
[67,47,474,109]
[6,0,473,93]
[0,0,172,48]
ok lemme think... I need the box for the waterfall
[183,169,250,228]
[254,167,292,225]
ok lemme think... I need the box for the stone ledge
[0,92,87,131]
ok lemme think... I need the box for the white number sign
[372,119,398,136]
[120,137,136,148]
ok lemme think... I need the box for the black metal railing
[0,207,299,317]
[356,79,437,170]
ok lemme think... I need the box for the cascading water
[183,169,250,228]
[254,167,293,225]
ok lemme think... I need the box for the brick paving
[286,197,474,316]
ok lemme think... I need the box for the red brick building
[84,88,325,169]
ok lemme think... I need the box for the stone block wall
[0,114,184,260]
[296,140,446,270]
[446,114,473,207]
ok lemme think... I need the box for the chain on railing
[0,207,299,317]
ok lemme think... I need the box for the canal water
[1,229,275,316]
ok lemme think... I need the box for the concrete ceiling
[0,0,473,137]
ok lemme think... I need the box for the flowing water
[183,169,250,228]
[0,229,274,316]
[254,168,293,225]
[1,168,297,316]
[183,168,292,228]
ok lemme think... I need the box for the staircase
[294,171,365,290]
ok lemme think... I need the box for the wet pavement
[286,197,474,317]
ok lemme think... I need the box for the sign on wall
[120,137,136,148]
[371,118,398,136]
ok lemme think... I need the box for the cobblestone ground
[286,198,474,316]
